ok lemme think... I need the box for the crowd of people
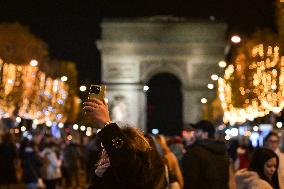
[0,97,284,189]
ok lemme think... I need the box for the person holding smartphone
[83,96,168,189]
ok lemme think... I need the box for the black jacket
[182,139,229,189]
[88,123,167,189]
[21,148,42,183]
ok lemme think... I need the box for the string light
[0,58,70,124]
[219,61,227,68]
[219,44,284,124]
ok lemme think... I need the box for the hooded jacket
[182,139,229,189]
[235,169,273,189]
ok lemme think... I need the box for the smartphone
[88,84,106,102]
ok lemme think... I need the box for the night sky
[0,0,277,85]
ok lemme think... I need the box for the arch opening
[146,73,183,136]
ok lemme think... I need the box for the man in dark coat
[0,133,18,187]
[182,120,229,189]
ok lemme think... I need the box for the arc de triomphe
[97,17,226,132]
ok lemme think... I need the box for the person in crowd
[182,120,230,189]
[155,135,184,188]
[264,131,284,189]
[235,148,280,189]
[21,140,43,189]
[182,124,196,148]
[62,140,81,189]
[85,133,101,184]
[168,136,185,166]
[41,141,62,189]
[0,133,18,188]
[83,98,168,189]
[145,134,180,189]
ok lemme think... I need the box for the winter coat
[275,148,284,189]
[182,139,230,189]
[21,147,42,183]
[40,148,61,180]
[88,123,167,189]
[235,169,273,189]
[0,141,17,185]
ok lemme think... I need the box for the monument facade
[97,17,226,132]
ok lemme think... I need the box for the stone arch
[141,62,188,87]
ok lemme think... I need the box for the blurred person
[168,136,185,166]
[235,148,280,189]
[62,140,81,189]
[182,124,196,147]
[85,134,101,184]
[264,131,284,189]
[83,98,168,189]
[21,140,43,189]
[145,134,180,189]
[0,133,18,189]
[182,120,229,189]
[155,135,184,188]
[41,141,62,189]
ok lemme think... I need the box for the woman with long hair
[84,98,167,189]
[235,148,280,189]
[155,135,184,188]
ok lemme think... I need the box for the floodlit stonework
[97,17,226,131]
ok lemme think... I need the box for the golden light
[73,124,79,130]
[46,121,52,127]
[276,122,283,128]
[67,135,72,141]
[143,85,149,91]
[80,85,87,92]
[211,74,219,81]
[231,35,241,44]
[207,84,214,89]
[219,61,227,68]
[225,135,231,140]
[14,128,20,134]
[58,122,64,128]
[0,58,71,124]
[219,44,284,124]
[201,98,207,104]
[30,60,38,67]
[80,125,86,131]
[21,126,26,132]
[61,76,68,82]
[16,117,21,123]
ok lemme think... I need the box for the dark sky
[0,0,277,85]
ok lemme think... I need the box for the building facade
[97,17,226,132]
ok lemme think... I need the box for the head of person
[249,148,279,187]
[191,120,215,140]
[182,124,196,146]
[264,131,280,152]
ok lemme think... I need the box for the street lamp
[207,84,214,90]
[211,74,219,81]
[218,61,227,68]
[231,35,241,44]
[201,98,207,104]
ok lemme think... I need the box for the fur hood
[235,169,273,189]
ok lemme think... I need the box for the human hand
[83,98,111,129]
[95,150,110,177]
